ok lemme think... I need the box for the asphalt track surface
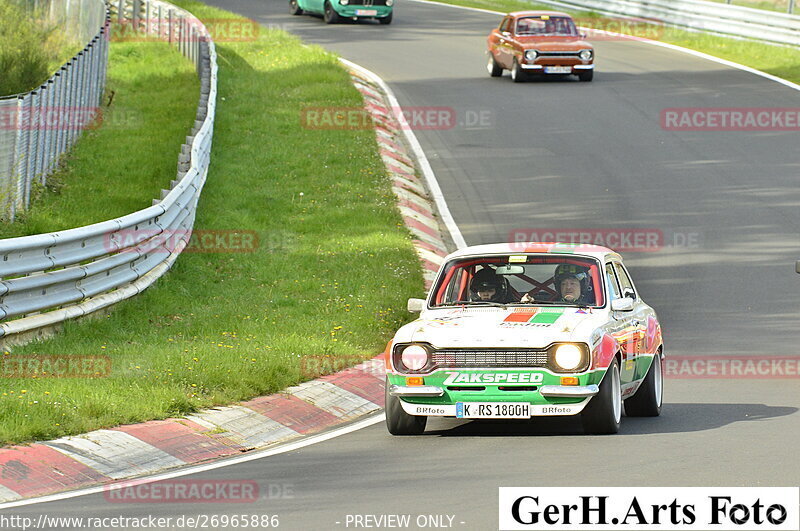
[3,1,799,529]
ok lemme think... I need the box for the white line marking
[407,0,800,93]
[341,58,467,249]
[0,414,386,509]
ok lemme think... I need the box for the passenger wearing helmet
[469,267,510,303]
[553,263,591,304]
[520,263,592,304]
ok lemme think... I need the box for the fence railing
[0,0,217,342]
[0,0,110,221]
[535,0,800,46]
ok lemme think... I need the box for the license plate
[355,9,378,15]
[544,66,573,74]
[456,402,530,419]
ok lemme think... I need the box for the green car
[289,0,393,24]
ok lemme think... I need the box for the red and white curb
[0,358,385,503]
[343,59,462,288]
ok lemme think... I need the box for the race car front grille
[431,350,549,368]
[537,51,581,57]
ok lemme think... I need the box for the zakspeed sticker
[443,372,544,385]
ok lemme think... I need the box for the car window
[605,263,621,301]
[613,262,636,299]
[516,16,578,36]
[431,255,605,307]
[499,17,511,32]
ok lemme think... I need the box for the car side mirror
[611,297,634,312]
[796,260,800,274]
[502,31,511,37]
[581,32,587,39]
[407,298,426,313]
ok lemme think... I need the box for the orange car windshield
[516,16,578,36]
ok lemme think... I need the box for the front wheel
[487,53,502,77]
[578,69,594,82]
[385,380,427,435]
[323,1,342,23]
[581,357,621,434]
[624,354,663,417]
[511,59,526,83]
[378,12,392,24]
[289,0,303,15]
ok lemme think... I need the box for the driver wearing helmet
[521,263,592,304]
[470,267,511,303]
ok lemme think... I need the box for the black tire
[289,0,303,15]
[624,354,663,417]
[581,357,621,434]
[487,53,502,77]
[323,1,342,23]
[378,11,392,24]
[385,380,427,435]
[578,69,594,82]
[511,59,526,83]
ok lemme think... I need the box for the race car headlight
[340,0,349,4]
[553,344,585,371]
[524,50,538,62]
[579,49,593,61]
[386,0,394,5]
[400,345,429,371]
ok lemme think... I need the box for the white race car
[385,242,664,435]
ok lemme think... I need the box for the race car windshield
[432,255,605,308]
[516,16,578,36]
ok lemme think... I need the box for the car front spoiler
[521,64,594,70]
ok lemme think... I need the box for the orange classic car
[487,11,594,82]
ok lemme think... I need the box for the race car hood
[515,37,592,51]
[395,306,605,349]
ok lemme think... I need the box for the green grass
[0,42,199,237]
[0,0,82,96]
[431,0,800,85]
[0,1,423,445]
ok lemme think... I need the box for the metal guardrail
[0,0,217,342]
[535,0,800,46]
[0,0,110,221]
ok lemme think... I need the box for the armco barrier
[0,0,217,343]
[535,0,800,46]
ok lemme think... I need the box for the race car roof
[508,11,574,18]
[443,242,621,262]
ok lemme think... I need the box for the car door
[613,261,648,387]
[495,17,515,68]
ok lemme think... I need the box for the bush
[0,0,74,96]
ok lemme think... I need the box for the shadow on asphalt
[423,402,798,437]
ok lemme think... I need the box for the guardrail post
[26,90,40,198]
[789,0,795,14]
[168,9,174,45]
